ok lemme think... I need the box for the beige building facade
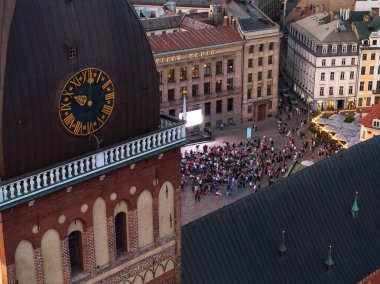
[152,34,244,129]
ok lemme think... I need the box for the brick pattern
[107,216,117,265]
[128,210,138,255]
[174,186,182,283]
[61,238,71,284]
[7,265,15,284]
[153,197,159,243]
[34,248,44,284]
[82,227,96,274]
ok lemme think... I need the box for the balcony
[372,89,380,95]
[0,114,186,209]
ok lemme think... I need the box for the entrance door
[337,100,344,109]
[257,104,266,121]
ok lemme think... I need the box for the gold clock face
[58,68,115,136]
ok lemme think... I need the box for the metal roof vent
[324,245,334,271]
[351,192,359,217]
[277,229,287,257]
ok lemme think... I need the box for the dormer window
[332,45,337,53]
[322,45,328,54]
[342,45,347,53]
[352,45,357,52]
[373,119,380,128]
[65,43,77,60]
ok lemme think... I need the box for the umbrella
[313,117,330,125]
[326,119,344,127]
[329,114,346,122]
[338,128,358,137]
[301,160,315,167]
[332,133,351,142]
[342,122,360,130]
[345,137,360,148]
[322,125,342,133]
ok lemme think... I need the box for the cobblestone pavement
[181,109,329,225]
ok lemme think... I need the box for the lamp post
[182,88,187,124]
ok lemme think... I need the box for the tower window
[66,44,78,60]
[68,231,83,273]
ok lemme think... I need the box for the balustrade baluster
[80,160,85,173]
[142,138,146,151]
[131,143,136,155]
[137,140,141,153]
[167,130,172,143]
[74,163,79,175]
[22,179,28,194]
[92,156,96,169]
[61,166,66,180]
[120,146,125,159]
[29,177,35,191]
[36,175,42,189]
[0,187,4,202]
[49,170,55,184]
[16,182,22,196]
[125,144,130,157]
[85,158,90,171]
[162,132,166,144]
[3,187,8,201]
[43,173,48,187]
[152,134,157,148]
[104,152,109,165]
[10,184,15,198]
[55,168,60,182]
[115,148,120,161]
[68,164,73,178]
[110,151,114,163]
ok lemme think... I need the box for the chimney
[223,16,228,26]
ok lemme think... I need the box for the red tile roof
[149,26,243,54]
[360,104,380,128]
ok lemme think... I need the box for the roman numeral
[101,105,113,116]
[96,71,103,83]
[87,122,95,133]
[102,79,111,90]
[63,113,75,128]
[74,121,82,135]
[60,102,71,111]
[97,117,105,126]
[105,93,115,101]
[62,90,74,98]
[70,76,82,89]
[81,70,89,83]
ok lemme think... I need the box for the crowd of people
[180,133,316,201]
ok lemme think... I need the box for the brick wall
[3,149,182,284]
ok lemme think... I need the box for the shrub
[344,116,355,123]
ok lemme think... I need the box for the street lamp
[182,88,187,123]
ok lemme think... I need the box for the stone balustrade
[0,120,186,209]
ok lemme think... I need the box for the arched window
[115,212,128,254]
[68,230,83,273]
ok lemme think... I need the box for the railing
[0,117,186,209]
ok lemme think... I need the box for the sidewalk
[181,110,326,225]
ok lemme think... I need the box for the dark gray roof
[141,15,183,31]
[353,16,380,40]
[182,136,380,284]
[131,0,221,8]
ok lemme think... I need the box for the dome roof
[1,0,160,179]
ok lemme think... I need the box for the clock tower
[0,0,184,283]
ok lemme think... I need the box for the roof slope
[360,104,380,128]
[149,26,242,53]
[182,136,380,284]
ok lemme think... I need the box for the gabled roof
[360,104,380,128]
[182,136,380,284]
[149,26,243,54]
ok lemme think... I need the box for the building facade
[352,15,380,108]
[0,0,184,283]
[359,104,380,141]
[287,12,359,110]
[150,26,244,129]
[226,1,281,122]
